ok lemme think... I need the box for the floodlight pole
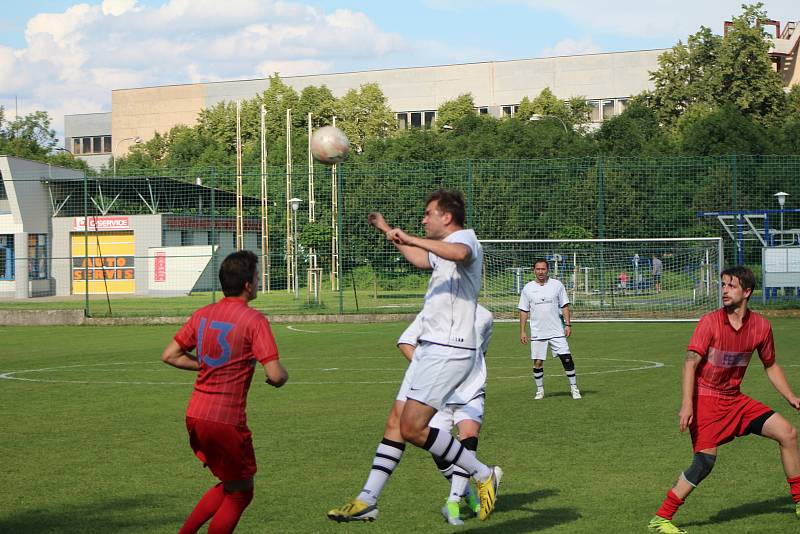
[289,198,302,298]
[775,192,789,245]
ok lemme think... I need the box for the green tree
[436,94,476,129]
[0,109,58,158]
[676,103,769,155]
[335,83,394,153]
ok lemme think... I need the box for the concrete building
[64,23,800,169]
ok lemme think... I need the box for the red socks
[179,483,225,534]
[207,487,255,534]
[655,490,685,521]
[788,475,800,503]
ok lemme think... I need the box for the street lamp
[289,197,302,298]
[529,114,569,133]
[113,136,143,176]
[775,192,789,245]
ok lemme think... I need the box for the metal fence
[1,155,798,317]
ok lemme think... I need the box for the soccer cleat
[571,386,582,400]
[465,490,481,515]
[326,498,379,522]
[441,500,464,526]
[647,515,687,533]
[534,389,545,400]
[476,465,503,520]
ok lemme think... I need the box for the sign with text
[154,252,167,282]
[72,216,131,232]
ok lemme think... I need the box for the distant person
[161,250,288,534]
[647,266,800,533]
[652,255,663,293]
[618,271,628,293]
[519,258,581,400]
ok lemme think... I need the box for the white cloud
[0,0,407,143]
[539,36,600,57]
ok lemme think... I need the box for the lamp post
[529,114,569,133]
[113,136,143,176]
[775,192,789,245]
[289,197,302,298]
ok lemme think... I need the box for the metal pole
[260,104,270,291]
[293,208,299,298]
[83,172,90,317]
[211,169,217,303]
[286,108,293,293]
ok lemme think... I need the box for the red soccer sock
[788,475,800,503]
[207,487,254,534]
[179,483,225,534]
[655,490,685,521]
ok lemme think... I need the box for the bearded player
[648,266,800,533]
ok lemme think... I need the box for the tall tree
[436,94,476,129]
[335,83,394,153]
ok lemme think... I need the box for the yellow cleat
[326,498,378,522]
[648,515,687,533]
[475,465,502,520]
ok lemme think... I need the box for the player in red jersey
[161,250,288,534]
[648,266,800,533]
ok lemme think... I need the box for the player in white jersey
[328,189,502,524]
[519,258,582,400]
[398,305,493,525]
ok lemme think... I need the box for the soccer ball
[310,126,350,165]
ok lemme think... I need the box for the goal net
[480,238,723,321]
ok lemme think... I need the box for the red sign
[72,216,131,231]
[154,252,166,282]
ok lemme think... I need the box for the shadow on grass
[534,390,596,400]
[683,495,793,527]
[0,495,182,534]
[460,489,580,533]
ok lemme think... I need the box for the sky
[0,0,797,143]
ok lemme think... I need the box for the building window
[501,105,515,117]
[424,111,435,129]
[28,234,48,279]
[602,100,615,121]
[0,235,14,280]
[617,98,629,114]
[477,107,489,115]
[396,113,408,129]
[410,112,422,128]
[72,135,112,155]
[588,101,601,122]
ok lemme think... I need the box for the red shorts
[186,416,257,481]
[690,393,773,452]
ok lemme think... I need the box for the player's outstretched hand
[678,404,693,432]
[787,396,800,411]
[368,211,391,233]
[386,227,414,246]
[520,333,528,344]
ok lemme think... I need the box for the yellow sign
[71,231,136,294]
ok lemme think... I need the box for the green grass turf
[1,319,799,533]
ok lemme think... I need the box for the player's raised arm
[161,339,199,371]
[368,212,431,269]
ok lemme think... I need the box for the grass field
[2,319,800,533]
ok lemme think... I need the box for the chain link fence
[1,155,798,317]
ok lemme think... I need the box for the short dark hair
[219,250,258,297]
[533,258,549,269]
[721,266,756,296]
[425,189,465,227]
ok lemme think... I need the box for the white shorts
[530,337,571,360]
[395,358,417,402]
[405,342,475,411]
[430,395,485,433]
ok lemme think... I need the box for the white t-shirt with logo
[518,277,569,340]
[399,304,493,403]
[417,229,482,349]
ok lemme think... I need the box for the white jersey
[398,305,493,404]
[418,229,482,350]
[518,277,569,340]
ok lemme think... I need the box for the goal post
[480,237,724,321]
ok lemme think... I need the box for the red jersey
[174,297,280,426]
[688,308,775,397]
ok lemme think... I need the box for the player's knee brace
[558,354,575,372]
[460,436,478,451]
[682,452,716,487]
